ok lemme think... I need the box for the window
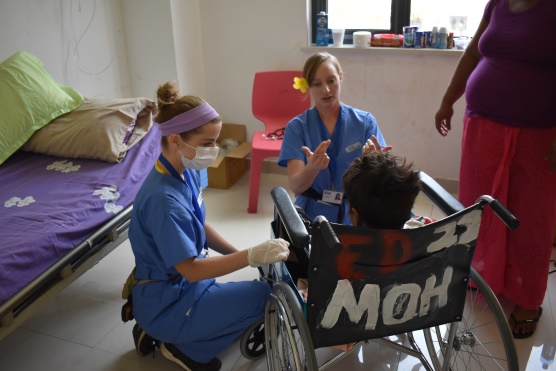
[311,0,487,45]
[410,0,486,38]
[311,0,409,45]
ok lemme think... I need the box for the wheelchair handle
[418,171,464,216]
[477,195,520,231]
[314,216,343,253]
[271,187,311,246]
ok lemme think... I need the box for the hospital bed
[241,173,520,370]
[0,122,161,341]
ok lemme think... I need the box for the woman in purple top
[435,0,556,339]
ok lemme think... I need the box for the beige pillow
[22,98,157,162]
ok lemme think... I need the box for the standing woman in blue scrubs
[279,52,392,225]
[129,81,289,370]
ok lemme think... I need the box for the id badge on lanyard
[158,155,209,257]
[322,190,344,205]
[317,109,344,206]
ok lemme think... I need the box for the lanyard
[316,107,343,187]
[157,154,208,255]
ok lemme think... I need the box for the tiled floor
[1,171,555,370]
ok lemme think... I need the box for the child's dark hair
[342,152,421,229]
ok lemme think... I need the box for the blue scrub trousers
[174,280,270,363]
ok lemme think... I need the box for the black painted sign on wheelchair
[306,205,483,348]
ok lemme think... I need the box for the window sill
[300,44,464,57]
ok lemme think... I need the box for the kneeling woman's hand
[247,239,290,267]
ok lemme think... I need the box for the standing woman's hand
[302,140,331,171]
[363,135,393,155]
[546,134,556,173]
[435,103,454,136]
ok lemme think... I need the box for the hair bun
[157,81,180,106]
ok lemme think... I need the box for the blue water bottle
[316,11,329,46]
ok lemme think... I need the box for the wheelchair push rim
[265,281,317,371]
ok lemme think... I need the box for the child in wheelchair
[265,152,519,370]
[294,151,432,301]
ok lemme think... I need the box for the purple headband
[159,102,219,136]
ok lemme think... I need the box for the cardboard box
[208,123,251,189]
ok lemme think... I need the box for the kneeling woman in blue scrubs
[129,81,289,371]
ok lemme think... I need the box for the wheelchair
[241,171,520,371]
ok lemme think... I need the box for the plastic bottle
[403,26,415,48]
[447,32,454,49]
[424,31,431,47]
[431,26,438,48]
[316,11,329,46]
[438,27,448,49]
[541,344,556,369]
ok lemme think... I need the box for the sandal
[509,306,543,339]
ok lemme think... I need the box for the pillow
[0,51,84,165]
[21,98,157,162]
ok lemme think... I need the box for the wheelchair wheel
[240,319,266,360]
[422,267,518,371]
[265,281,317,371]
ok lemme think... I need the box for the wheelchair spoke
[422,271,517,371]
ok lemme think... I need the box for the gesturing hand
[363,135,393,155]
[302,140,331,171]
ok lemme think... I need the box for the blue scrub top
[278,104,386,225]
[129,166,215,341]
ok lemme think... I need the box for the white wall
[0,0,466,182]
[118,0,206,100]
[170,0,207,97]
[334,48,466,182]
[0,0,131,98]
[199,0,309,128]
[119,0,180,100]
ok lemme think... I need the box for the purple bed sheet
[0,125,161,305]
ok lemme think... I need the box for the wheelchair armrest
[271,187,311,246]
[418,171,464,216]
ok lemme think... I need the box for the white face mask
[179,139,219,170]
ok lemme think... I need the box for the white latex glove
[247,238,290,267]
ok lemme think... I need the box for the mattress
[0,125,161,305]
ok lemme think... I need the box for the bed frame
[0,206,133,341]
[0,121,162,342]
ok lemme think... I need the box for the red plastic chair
[248,71,311,213]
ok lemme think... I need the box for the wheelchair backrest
[306,204,484,349]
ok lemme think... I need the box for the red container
[371,34,403,47]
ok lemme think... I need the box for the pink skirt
[459,116,556,309]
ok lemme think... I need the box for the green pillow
[0,51,83,164]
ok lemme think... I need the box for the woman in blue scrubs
[279,52,392,225]
[128,81,289,370]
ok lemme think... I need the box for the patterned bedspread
[0,125,161,305]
